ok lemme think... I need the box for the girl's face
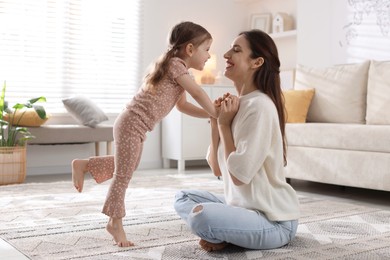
[188,38,212,71]
[223,35,254,83]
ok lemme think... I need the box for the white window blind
[0,0,142,114]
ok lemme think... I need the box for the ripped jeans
[174,190,298,250]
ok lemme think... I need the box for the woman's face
[223,35,254,83]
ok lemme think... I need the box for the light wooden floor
[2,166,390,259]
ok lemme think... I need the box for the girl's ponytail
[144,48,176,92]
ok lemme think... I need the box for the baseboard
[27,165,71,176]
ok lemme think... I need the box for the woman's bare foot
[106,217,134,247]
[72,159,88,192]
[199,239,228,252]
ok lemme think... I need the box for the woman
[174,29,300,251]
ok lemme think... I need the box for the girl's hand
[213,92,231,118]
[214,92,231,107]
[218,95,239,126]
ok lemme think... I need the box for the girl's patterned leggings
[87,110,145,218]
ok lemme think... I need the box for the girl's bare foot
[199,239,228,252]
[72,159,88,192]
[106,217,134,247]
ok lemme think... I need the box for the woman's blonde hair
[143,21,212,92]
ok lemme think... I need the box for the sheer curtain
[0,0,142,114]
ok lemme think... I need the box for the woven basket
[0,146,27,185]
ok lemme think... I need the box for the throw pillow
[62,96,108,128]
[366,60,390,125]
[4,109,50,127]
[283,89,315,123]
[294,60,370,123]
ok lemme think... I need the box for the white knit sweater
[213,90,300,221]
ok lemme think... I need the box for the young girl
[72,21,218,247]
[174,29,300,252]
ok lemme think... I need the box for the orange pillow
[4,109,50,127]
[283,89,315,123]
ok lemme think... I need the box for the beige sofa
[284,60,390,192]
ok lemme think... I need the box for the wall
[246,0,297,70]
[138,0,249,170]
[142,0,390,171]
[139,0,298,169]
[140,0,296,167]
[27,0,300,175]
[141,0,248,85]
[27,0,249,175]
[298,0,390,67]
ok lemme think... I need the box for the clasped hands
[212,93,240,127]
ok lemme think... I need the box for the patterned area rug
[0,170,389,260]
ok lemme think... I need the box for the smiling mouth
[225,61,234,69]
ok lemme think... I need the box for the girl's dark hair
[144,21,212,92]
[239,29,287,166]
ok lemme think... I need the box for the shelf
[269,30,297,39]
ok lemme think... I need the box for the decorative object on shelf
[201,54,217,84]
[0,81,47,185]
[269,30,297,40]
[215,71,223,84]
[272,12,294,33]
[250,13,272,33]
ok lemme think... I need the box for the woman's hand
[214,92,231,108]
[218,95,239,127]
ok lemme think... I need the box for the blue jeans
[174,189,298,250]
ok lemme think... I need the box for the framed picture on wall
[250,13,272,33]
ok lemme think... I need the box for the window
[0,0,142,114]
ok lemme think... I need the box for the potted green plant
[0,81,47,185]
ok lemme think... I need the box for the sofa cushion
[285,145,390,192]
[4,109,50,127]
[62,96,108,128]
[366,60,390,125]
[294,61,370,124]
[283,89,315,123]
[286,123,390,153]
[28,124,113,144]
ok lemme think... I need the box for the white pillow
[62,96,108,127]
[294,61,370,124]
[366,60,390,125]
